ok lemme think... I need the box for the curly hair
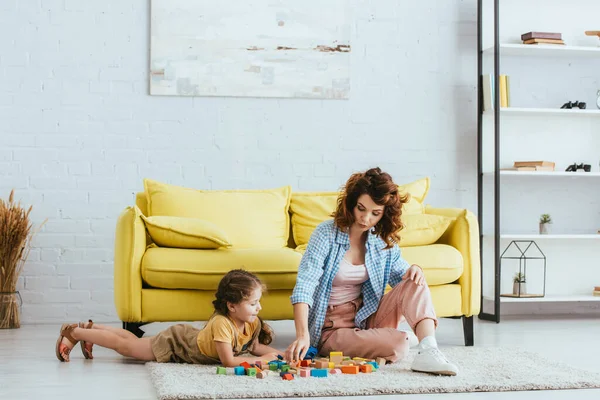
[332,167,409,249]
[211,269,274,345]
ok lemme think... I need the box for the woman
[285,167,458,376]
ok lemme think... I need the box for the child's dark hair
[212,269,274,345]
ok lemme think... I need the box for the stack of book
[508,161,556,171]
[521,31,564,45]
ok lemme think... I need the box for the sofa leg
[462,316,474,346]
[123,322,146,338]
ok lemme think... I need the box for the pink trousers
[318,280,437,362]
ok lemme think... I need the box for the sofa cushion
[141,215,232,249]
[141,246,302,290]
[144,179,291,249]
[289,177,431,248]
[294,243,462,286]
[399,214,454,247]
[401,244,463,285]
[289,192,338,249]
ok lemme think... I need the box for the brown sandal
[55,323,78,362]
[79,319,94,359]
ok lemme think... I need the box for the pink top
[328,257,369,306]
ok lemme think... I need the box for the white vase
[539,223,551,234]
[513,282,527,296]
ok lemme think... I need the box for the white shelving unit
[484,107,600,117]
[484,295,600,303]
[483,43,600,57]
[483,171,600,177]
[484,234,600,240]
[478,18,600,317]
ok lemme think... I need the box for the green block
[247,368,257,376]
[216,366,227,375]
[281,365,290,372]
[269,363,278,371]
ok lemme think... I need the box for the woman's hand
[285,334,311,362]
[402,264,425,286]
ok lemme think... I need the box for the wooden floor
[1,316,599,400]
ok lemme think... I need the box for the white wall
[1,0,478,323]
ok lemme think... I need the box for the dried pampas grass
[0,190,45,329]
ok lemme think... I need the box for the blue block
[303,346,318,360]
[234,366,245,375]
[311,369,328,378]
[367,361,379,370]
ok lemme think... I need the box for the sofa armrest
[425,206,481,316]
[114,206,147,322]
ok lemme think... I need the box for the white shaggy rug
[146,347,600,399]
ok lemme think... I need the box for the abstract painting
[150,0,351,99]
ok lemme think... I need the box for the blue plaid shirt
[290,219,411,347]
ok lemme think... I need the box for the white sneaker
[411,347,458,376]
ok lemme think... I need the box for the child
[55,269,283,366]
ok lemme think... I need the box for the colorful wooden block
[299,369,311,378]
[315,360,329,369]
[300,360,311,367]
[281,365,290,372]
[269,363,279,371]
[256,371,268,379]
[311,369,328,378]
[376,357,386,367]
[360,364,373,373]
[240,361,252,369]
[341,360,355,365]
[216,366,227,375]
[341,366,359,374]
[330,368,342,374]
[328,362,335,369]
[247,368,257,376]
[367,361,379,370]
[234,366,245,375]
[282,373,294,381]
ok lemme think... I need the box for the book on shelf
[482,74,510,111]
[521,31,562,41]
[513,161,555,168]
[523,38,565,45]
[504,166,555,172]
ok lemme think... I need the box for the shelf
[484,234,600,240]
[483,295,600,303]
[483,107,600,117]
[483,171,600,177]
[483,43,600,57]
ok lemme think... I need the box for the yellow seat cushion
[144,179,291,249]
[289,177,431,248]
[141,215,231,249]
[399,214,454,247]
[401,244,463,285]
[294,243,462,286]
[141,246,302,290]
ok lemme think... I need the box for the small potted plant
[513,272,527,296]
[539,213,552,234]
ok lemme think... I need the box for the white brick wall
[1,0,478,323]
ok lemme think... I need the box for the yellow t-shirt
[197,315,261,359]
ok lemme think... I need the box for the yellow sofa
[114,178,480,345]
